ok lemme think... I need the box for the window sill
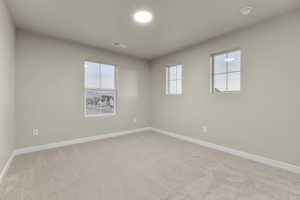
[213,90,241,94]
[85,113,116,118]
[166,93,182,96]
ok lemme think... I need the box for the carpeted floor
[0,131,299,200]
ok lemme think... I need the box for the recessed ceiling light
[112,42,127,48]
[133,10,153,24]
[240,6,254,15]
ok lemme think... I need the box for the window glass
[228,72,240,91]
[85,62,100,88]
[176,79,182,94]
[169,80,177,94]
[212,50,241,93]
[84,61,116,116]
[166,65,182,95]
[100,64,115,89]
[176,65,182,80]
[214,74,227,92]
[85,89,115,115]
[169,66,177,81]
[214,54,227,74]
[227,51,241,72]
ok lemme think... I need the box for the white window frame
[211,49,241,94]
[166,64,182,95]
[84,61,117,117]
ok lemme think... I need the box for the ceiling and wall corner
[150,9,300,166]
[5,0,300,60]
[1,0,300,171]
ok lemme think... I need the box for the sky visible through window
[85,61,116,116]
[166,65,182,95]
[213,50,241,92]
[85,62,115,89]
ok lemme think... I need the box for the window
[166,64,182,95]
[84,61,116,117]
[212,50,241,93]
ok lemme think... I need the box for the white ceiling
[6,0,300,60]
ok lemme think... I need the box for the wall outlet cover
[32,128,39,136]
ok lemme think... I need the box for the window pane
[100,64,115,89]
[169,66,177,81]
[213,54,226,74]
[228,72,240,91]
[177,80,182,94]
[166,65,182,95]
[169,80,177,94]
[227,50,241,72]
[85,89,115,115]
[176,65,182,80]
[85,61,100,88]
[214,74,227,92]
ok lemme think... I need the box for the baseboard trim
[150,127,300,174]
[0,151,16,184]
[2,126,298,184]
[0,127,151,184]
[14,127,151,155]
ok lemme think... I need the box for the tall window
[212,50,241,93]
[166,65,182,95]
[84,61,116,117]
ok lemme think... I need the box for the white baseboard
[14,127,151,155]
[0,151,16,184]
[150,127,300,174]
[1,126,298,184]
[0,127,150,184]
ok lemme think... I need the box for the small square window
[166,65,182,95]
[212,50,241,93]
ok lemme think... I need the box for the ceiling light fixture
[240,6,254,15]
[133,10,153,24]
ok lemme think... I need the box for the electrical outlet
[32,128,39,136]
[202,126,207,133]
[133,117,137,123]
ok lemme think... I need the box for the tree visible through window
[212,50,241,93]
[84,61,116,116]
[166,65,182,95]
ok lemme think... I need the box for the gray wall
[0,0,15,171]
[16,31,150,148]
[12,8,300,167]
[150,10,300,166]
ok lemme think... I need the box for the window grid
[212,50,241,93]
[84,61,116,117]
[166,65,182,95]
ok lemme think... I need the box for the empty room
[0,0,300,199]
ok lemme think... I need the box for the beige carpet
[0,131,299,200]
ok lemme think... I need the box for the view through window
[84,61,116,116]
[166,65,182,95]
[212,50,241,93]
